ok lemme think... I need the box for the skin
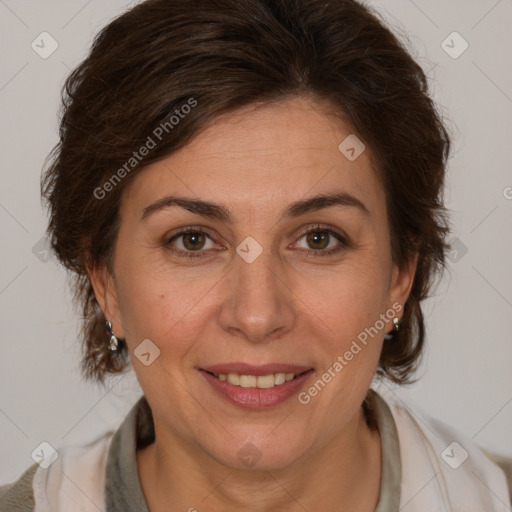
[89,95,417,512]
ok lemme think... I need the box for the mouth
[197,364,315,409]
[200,369,310,389]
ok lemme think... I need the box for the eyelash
[164,224,350,260]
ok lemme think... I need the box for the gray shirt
[104,388,401,511]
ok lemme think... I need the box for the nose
[217,244,296,344]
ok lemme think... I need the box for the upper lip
[199,363,313,376]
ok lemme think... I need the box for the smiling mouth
[201,369,311,389]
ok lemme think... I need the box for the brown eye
[294,226,349,257]
[305,230,330,250]
[181,232,206,251]
[165,228,217,258]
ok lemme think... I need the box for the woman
[1,0,510,510]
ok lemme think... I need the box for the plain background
[0,0,511,485]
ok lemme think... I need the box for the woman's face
[91,95,416,471]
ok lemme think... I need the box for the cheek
[292,262,391,402]
[298,256,390,336]
[114,259,216,353]
[299,269,388,392]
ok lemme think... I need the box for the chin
[207,433,308,472]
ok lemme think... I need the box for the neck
[137,405,381,512]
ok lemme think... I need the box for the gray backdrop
[1,0,511,484]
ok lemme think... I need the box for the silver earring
[105,320,119,351]
[384,317,401,341]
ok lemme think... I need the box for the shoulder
[481,449,512,503]
[0,462,38,512]
[0,397,147,512]
[1,430,116,512]
[373,387,512,510]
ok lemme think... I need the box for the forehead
[121,96,384,221]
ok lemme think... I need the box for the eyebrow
[140,191,370,223]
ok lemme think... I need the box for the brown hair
[42,0,450,386]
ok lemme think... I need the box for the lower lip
[198,369,315,409]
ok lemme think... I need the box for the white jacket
[2,389,510,511]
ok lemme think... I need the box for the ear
[388,251,419,317]
[86,259,125,339]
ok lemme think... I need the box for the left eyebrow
[140,191,370,223]
[283,192,370,219]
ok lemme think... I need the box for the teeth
[239,375,257,388]
[214,372,299,388]
[227,373,240,386]
[274,373,286,385]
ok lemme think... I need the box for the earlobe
[86,260,125,338]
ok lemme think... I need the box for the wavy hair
[42,0,450,385]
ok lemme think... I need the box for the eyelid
[293,223,349,242]
[165,225,217,241]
